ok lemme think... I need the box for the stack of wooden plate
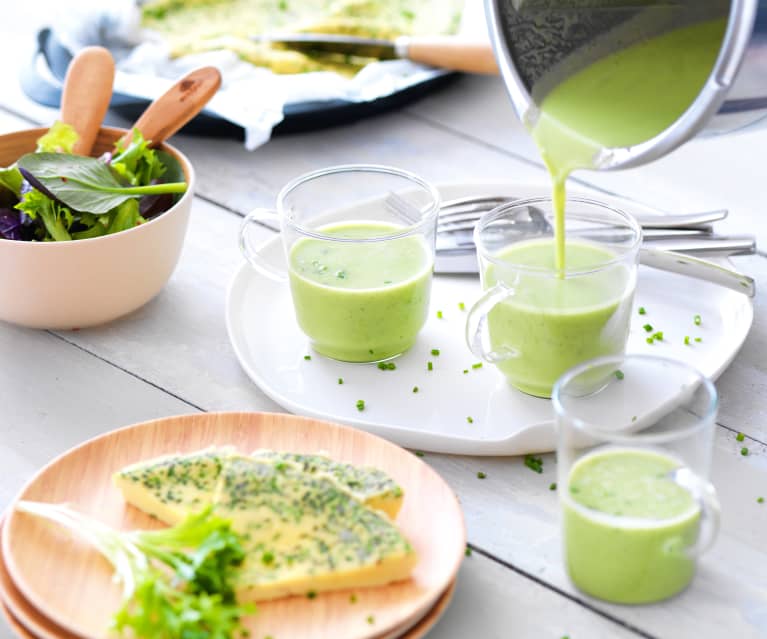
[0,412,465,639]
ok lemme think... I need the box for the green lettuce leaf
[111,128,166,186]
[35,121,79,154]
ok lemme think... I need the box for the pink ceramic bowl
[0,126,194,329]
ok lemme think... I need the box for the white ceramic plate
[226,183,754,455]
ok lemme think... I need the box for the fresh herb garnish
[736,432,745,442]
[549,483,557,491]
[472,362,483,370]
[366,615,375,625]
[614,370,624,380]
[467,416,474,424]
[694,314,702,326]
[306,590,317,599]
[643,324,653,333]
[695,337,702,343]
[414,451,425,457]
[377,361,396,370]
[684,336,691,345]
[17,503,254,639]
[477,471,486,479]
[431,348,440,356]
[338,378,344,385]
[350,593,358,603]
[427,361,433,371]
[638,307,646,315]
[524,455,543,474]
[304,355,311,360]
[458,302,465,311]
[356,399,365,411]
[741,447,749,456]
[463,369,469,374]
[412,386,419,393]
[758,497,765,504]
[436,310,443,319]
[465,546,472,556]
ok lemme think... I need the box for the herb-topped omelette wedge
[113,447,416,601]
[140,0,465,75]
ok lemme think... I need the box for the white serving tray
[226,183,753,455]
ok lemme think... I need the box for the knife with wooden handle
[251,34,498,74]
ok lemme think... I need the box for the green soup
[530,18,727,274]
[484,239,633,398]
[288,221,432,362]
[564,449,701,604]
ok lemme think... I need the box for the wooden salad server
[59,46,115,156]
[118,66,222,148]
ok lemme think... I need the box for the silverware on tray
[426,195,756,297]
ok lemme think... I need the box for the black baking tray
[21,28,457,139]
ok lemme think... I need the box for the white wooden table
[1,5,766,639]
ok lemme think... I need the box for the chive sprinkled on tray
[694,314,702,326]
[467,416,474,424]
[524,455,543,474]
[436,310,443,319]
[463,369,469,374]
[741,447,749,456]
[306,590,317,599]
[377,361,396,370]
[684,336,691,345]
[758,497,764,504]
[431,348,440,356]
[427,361,433,371]
[465,546,472,556]
[736,432,745,442]
[356,399,365,412]
[367,615,375,625]
[412,386,419,394]
[643,324,653,333]
[549,483,557,491]
[338,378,344,385]
[472,362,483,370]
[304,355,311,360]
[695,337,702,343]
[477,471,486,479]
[414,451,425,457]
[638,307,646,315]
[459,302,466,311]
[614,370,624,380]
[350,594,358,604]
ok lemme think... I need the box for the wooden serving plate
[1,412,465,639]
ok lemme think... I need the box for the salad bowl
[0,125,194,329]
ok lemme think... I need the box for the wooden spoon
[60,46,115,156]
[118,66,222,148]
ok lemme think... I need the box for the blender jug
[485,0,767,170]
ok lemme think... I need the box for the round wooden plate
[1,412,465,639]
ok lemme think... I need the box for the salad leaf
[16,502,255,639]
[0,166,23,199]
[0,208,22,240]
[111,129,166,187]
[35,121,79,154]
[17,153,187,215]
[15,189,72,241]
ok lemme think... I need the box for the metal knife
[250,34,498,74]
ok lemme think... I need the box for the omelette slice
[251,449,404,519]
[113,447,232,524]
[216,455,416,600]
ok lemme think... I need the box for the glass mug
[466,197,641,398]
[553,354,721,604]
[239,164,440,363]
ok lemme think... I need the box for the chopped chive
[695,337,702,343]
[338,377,344,385]
[549,482,557,491]
[465,546,472,556]
[336,270,347,279]
[463,369,469,374]
[366,615,375,625]
[307,590,317,599]
[477,471,486,479]
[524,454,543,474]
[741,447,749,456]
[694,314,702,326]
[414,451,425,457]
[350,594,358,604]
[304,355,311,360]
[653,331,664,341]
[758,497,764,504]
[377,361,396,370]
[472,362,483,369]
[638,307,646,315]
[467,416,474,424]
[431,348,441,356]
[356,399,365,412]
[436,310,443,319]
[383,279,392,284]
[643,324,653,333]
[459,302,466,311]
[736,432,745,442]
[412,386,419,393]
[614,369,624,380]
[646,337,654,344]
[427,361,433,371]
[684,336,691,345]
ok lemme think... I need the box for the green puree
[485,239,633,398]
[289,221,432,362]
[564,449,701,604]
[531,18,726,274]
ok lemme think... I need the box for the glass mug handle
[239,208,287,283]
[672,467,721,557]
[465,283,518,363]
